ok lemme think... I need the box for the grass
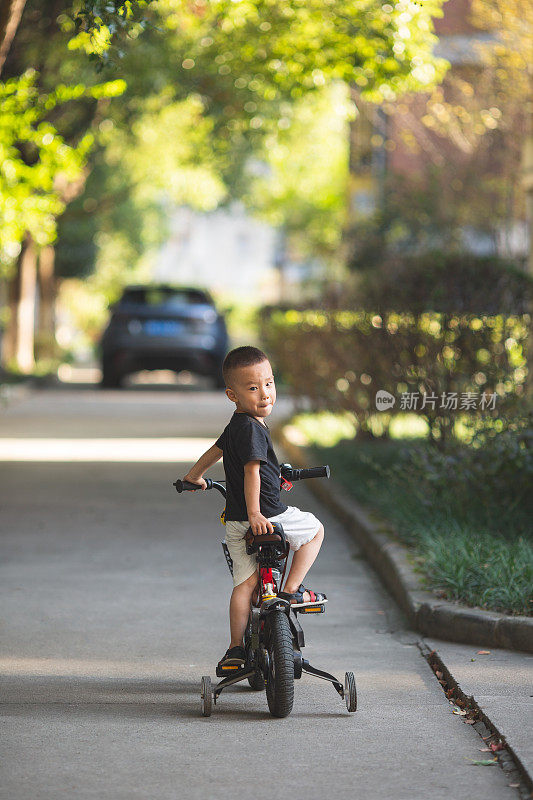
[292,424,532,617]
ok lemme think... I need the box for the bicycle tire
[243,614,264,690]
[345,671,357,712]
[201,676,212,717]
[247,671,265,691]
[265,610,294,718]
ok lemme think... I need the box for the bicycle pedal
[216,663,245,678]
[297,604,326,614]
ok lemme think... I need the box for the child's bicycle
[174,463,357,718]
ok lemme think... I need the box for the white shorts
[224,505,322,587]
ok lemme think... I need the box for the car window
[120,288,211,307]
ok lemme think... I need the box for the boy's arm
[183,443,222,490]
[244,461,274,535]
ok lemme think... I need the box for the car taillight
[127,319,142,335]
[202,309,218,324]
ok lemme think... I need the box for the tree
[242,81,353,264]
[370,0,532,262]
[1,0,127,369]
[0,0,155,75]
[2,0,448,371]
[0,0,27,74]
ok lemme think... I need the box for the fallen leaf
[453,707,467,715]
[435,670,443,680]
[479,748,491,752]
[508,783,520,788]
[470,759,497,766]
[490,742,504,752]
[477,650,491,655]
[464,719,476,724]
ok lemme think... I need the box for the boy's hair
[222,346,269,387]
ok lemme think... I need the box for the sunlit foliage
[0,69,125,269]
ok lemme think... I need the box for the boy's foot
[217,645,246,670]
[278,584,327,608]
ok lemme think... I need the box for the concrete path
[424,639,533,785]
[0,386,521,799]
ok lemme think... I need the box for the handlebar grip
[280,463,330,481]
[297,465,330,480]
[174,478,212,493]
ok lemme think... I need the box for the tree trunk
[1,263,21,366]
[16,233,37,373]
[0,0,27,75]
[37,244,57,359]
[522,114,533,403]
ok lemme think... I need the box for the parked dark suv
[99,284,229,388]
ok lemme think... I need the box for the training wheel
[201,676,212,717]
[345,671,357,712]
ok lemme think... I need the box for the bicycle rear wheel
[265,610,294,718]
[248,671,265,690]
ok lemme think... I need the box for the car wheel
[100,364,123,388]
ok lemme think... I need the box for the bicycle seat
[245,522,288,555]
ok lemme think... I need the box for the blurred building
[348,0,529,260]
[153,202,322,303]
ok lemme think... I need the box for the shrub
[260,307,529,445]
[306,431,532,615]
[355,251,532,316]
[385,418,532,541]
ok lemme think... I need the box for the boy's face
[225,359,276,422]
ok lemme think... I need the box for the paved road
[0,387,518,799]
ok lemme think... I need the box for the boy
[183,345,326,671]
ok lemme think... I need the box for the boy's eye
[248,381,273,390]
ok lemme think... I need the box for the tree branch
[0,0,27,76]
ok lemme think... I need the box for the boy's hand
[182,474,207,490]
[248,511,274,536]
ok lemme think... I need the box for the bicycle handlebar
[173,478,213,492]
[174,463,329,496]
[280,464,330,481]
[173,477,227,497]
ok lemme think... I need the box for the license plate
[144,320,182,337]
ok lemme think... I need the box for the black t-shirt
[215,411,288,521]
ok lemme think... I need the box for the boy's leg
[229,570,259,649]
[283,524,324,600]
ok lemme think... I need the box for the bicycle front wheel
[265,610,294,718]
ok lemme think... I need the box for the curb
[273,425,533,654]
[419,641,533,796]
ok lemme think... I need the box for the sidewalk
[275,428,533,794]
[423,639,533,790]
[1,388,525,800]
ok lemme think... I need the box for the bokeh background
[0,0,531,614]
